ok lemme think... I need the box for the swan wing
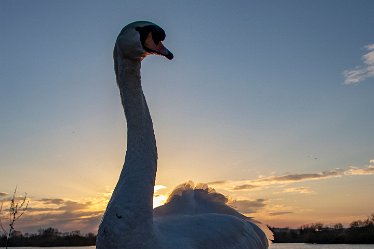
[153,182,271,248]
[154,213,268,249]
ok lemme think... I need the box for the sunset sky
[1,0,374,233]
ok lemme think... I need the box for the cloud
[19,209,102,234]
[282,187,315,194]
[57,200,92,212]
[229,199,267,214]
[38,198,65,205]
[232,184,259,190]
[343,43,374,85]
[27,207,58,212]
[1,195,29,203]
[26,199,91,213]
[154,185,166,192]
[207,180,228,185]
[255,169,343,184]
[0,192,7,197]
[343,160,374,176]
[345,165,374,175]
[208,159,374,192]
[268,211,293,216]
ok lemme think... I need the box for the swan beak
[153,41,174,60]
[162,47,174,60]
[144,33,174,60]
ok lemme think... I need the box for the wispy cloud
[154,185,167,192]
[208,169,343,191]
[345,159,374,175]
[282,187,315,194]
[207,180,228,185]
[255,169,343,184]
[20,209,102,234]
[22,198,102,233]
[208,159,374,191]
[343,44,374,85]
[268,211,293,216]
[345,166,374,175]
[38,198,65,205]
[229,199,267,214]
[232,184,259,191]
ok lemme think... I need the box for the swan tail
[153,181,273,245]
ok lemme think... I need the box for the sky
[0,0,374,234]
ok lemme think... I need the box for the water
[2,245,374,248]
[270,244,374,249]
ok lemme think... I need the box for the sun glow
[153,194,167,208]
[153,185,168,208]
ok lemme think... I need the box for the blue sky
[1,0,373,233]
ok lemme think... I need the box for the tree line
[271,213,374,244]
[0,227,96,247]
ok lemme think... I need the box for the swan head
[115,21,173,61]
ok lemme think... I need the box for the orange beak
[144,33,174,60]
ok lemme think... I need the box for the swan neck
[116,56,157,217]
[97,54,159,248]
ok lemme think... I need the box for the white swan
[97,21,271,249]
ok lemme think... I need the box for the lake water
[270,244,374,249]
[2,244,374,248]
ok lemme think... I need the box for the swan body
[97,21,271,249]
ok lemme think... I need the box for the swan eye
[152,31,165,45]
[136,25,165,48]
[153,37,160,45]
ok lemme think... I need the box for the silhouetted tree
[333,223,343,230]
[0,187,29,248]
[271,213,374,244]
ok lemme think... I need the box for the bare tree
[0,187,29,248]
[0,201,6,235]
